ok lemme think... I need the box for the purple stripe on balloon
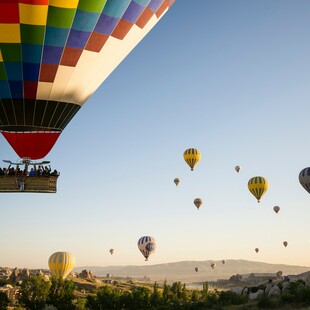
[148,0,164,12]
[66,29,91,49]
[94,14,119,35]
[123,1,144,23]
[42,46,63,64]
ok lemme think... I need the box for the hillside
[74,259,310,282]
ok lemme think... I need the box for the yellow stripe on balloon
[48,252,76,279]
[19,3,48,25]
[0,50,3,62]
[0,24,20,43]
[49,0,79,9]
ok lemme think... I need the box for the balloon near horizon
[48,252,76,279]
[137,236,156,261]
[0,0,175,160]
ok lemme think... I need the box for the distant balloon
[174,178,180,186]
[248,176,269,202]
[48,252,75,279]
[109,249,114,255]
[211,263,216,269]
[235,166,241,173]
[283,241,288,248]
[255,248,259,253]
[299,168,310,194]
[273,206,280,214]
[137,236,156,261]
[222,260,226,265]
[195,267,199,273]
[276,271,283,277]
[183,148,201,171]
[194,198,203,210]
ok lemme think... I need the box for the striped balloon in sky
[48,251,76,279]
[183,148,201,171]
[248,176,269,203]
[0,0,176,159]
[299,167,310,194]
[137,235,156,261]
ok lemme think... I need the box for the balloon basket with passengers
[0,157,59,193]
[0,1,175,194]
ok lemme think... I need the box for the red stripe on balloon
[1,131,61,159]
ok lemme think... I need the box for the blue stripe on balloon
[103,0,131,18]
[123,1,144,23]
[0,81,10,98]
[67,29,91,49]
[23,63,40,81]
[4,63,22,80]
[9,81,23,99]
[45,26,70,47]
[94,14,119,35]
[42,46,63,64]
[72,10,99,32]
[134,0,151,7]
[22,44,42,64]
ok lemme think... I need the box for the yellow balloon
[248,176,268,202]
[183,148,201,171]
[48,252,76,279]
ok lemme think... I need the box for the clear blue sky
[2,0,310,269]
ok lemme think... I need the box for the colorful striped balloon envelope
[0,0,176,159]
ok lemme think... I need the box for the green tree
[202,281,209,301]
[18,275,50,309]
[191,289,200,302]
[86,285,122,309]
[151,281,162,307]
[0,292,9,310]
[130,286,151,309]
[181,283,188,303]
[162,279,170,302]
[47,277,75,310]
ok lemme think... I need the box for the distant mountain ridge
[74,259,310,282]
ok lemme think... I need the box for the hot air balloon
[273,206,280,214]
[248,176,269,202]
[276,271,283,277]
[235,166,240,173]
[174,178,180,186]
[194,198,202,210]
[283,241,288,248]
[195,267,198,272]
[137,236,156,261]
[255,248,259,253]
[48,252,75,279]
[211,263,216,269]
[222,260,226,264]
[109,248,114,255]
[0,1,175,161]
[183,148,201,171]
[299,168,310,194]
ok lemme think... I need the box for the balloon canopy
[137,235,156,261]
[48,251,76,279]
[299,167,310,194]
[183,148,201,171]
[0,0,175,159]
[248,176,269,202]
